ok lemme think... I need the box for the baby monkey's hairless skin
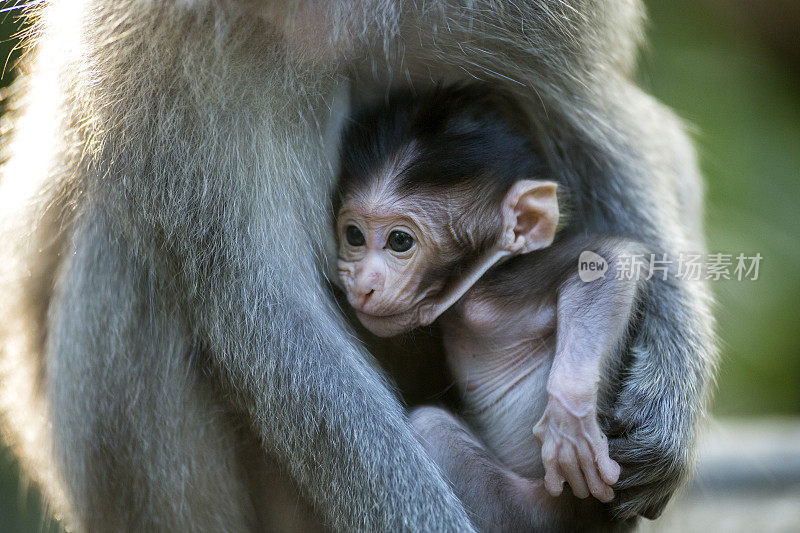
[335,84,648,529]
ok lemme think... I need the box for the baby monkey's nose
[354,270,384,309]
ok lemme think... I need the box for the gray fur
[0,0,716,530]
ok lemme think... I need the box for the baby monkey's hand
[533,385,620,503]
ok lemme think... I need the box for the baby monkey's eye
[345,225,366,247]
[388,231,414,253]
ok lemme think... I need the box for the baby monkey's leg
[410,406,598,532]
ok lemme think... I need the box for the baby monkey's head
[335,84,559,337]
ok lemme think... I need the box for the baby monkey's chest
[440,292,556,405]
[440,293,557,475]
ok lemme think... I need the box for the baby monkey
[335,85,645,530]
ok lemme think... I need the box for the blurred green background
[1,0,798,530]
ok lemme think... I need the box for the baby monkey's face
[337,179,559,338]
[337,201,447,337]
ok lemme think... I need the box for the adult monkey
[0,0,716,531]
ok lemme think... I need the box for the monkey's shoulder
[445,277,557,342]
[471,252,565,305]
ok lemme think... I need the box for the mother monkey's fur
[0,0,716,531]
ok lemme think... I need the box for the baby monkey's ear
[500,180,559,254]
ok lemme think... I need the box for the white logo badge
[578,251,608,282]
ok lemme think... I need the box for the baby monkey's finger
[587,431,621,485]
[576,440,614,502]
[532,422,546,445]
[597,455,621,486]
[540,440,565,496]
[544,466,565,497]
[559,445,590,499]
[585,471,614,503]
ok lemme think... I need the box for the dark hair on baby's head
[335,82,549,210]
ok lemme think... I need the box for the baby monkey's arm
[534,238,644,503]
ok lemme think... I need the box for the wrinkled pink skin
[438,284,622,503]
[338,179,628,506]
[347,265,623,503]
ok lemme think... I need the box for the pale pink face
[337,196,446,337]
[337,177,560,338]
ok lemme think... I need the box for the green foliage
[640,1,800,415]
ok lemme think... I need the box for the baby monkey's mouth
[353,308,423,338]
[346,294,400,317]
[354,305,415,320]
[354,309,394,318]
[354,298,442,336]
[346,287,434,319]
[350,295,433,322]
